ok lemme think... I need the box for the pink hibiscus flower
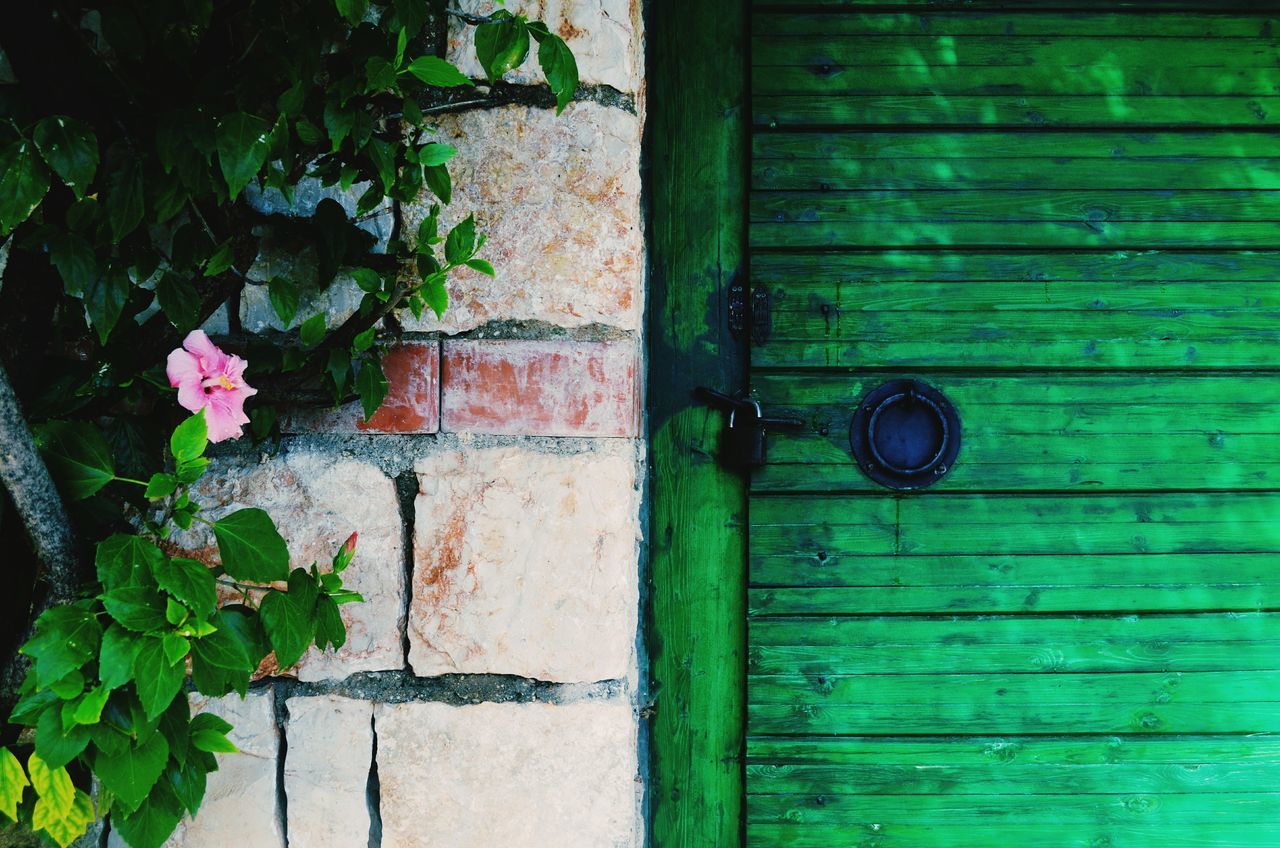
[166,330,258,442]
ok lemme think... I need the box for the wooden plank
[754,131,1280,161]
[751,250,1280,283]
[751,492,1280,554]
[752,36,1280,68]
[748,792,1280,825]
[745,821,1280,847]
[754,12,1280,38]
[649,0,747,843]
[749,375,1280,491]
[754,95,1280,127]
[748,670,1280,733]
[749,613,1280,675]
[749,189,1280,249]
[754,65,1280,97]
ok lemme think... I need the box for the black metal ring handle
[850,379,961,491]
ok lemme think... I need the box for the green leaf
[203,240,234,276]
[34,788,93,848]
[35,420,115,500]
[215,112,272,200]
[356,357,389,421]
[424,163,451,205]
[144,472,178,499]
[366,137,396,193]
[445,214,477,265]
[48,233,96,297]
[465,258,495,277]
[422,277,448,318]
[259,569,319,669]
[170,410,207,463]
[405,56,471,87]
[475,12,530,82]
[190,727,237,754]
[295,119,324,146]
[106,156,145,241]
[27,754,73,818]
[325,348,350,397]
[133,638,186,720]
[166,758,206,816]
[0,140,50,236]
[322,99,356,152]
[155,271,201,331]
[103,586,170,633]
[191,609,260,674]
[349,267,381,294]
[158,696,191,768]
[99,623,142,690]
[94,731,169,812]
[113,781,182,848]
[71,685,110,725]
[365,56,397,92]
[530,25,579,114]
[33,708,89,770]
[393,0,429,34]
[96,535,164,591]
[277,81,306,117]
[32,116,98,199]
[83,266,130,344]
[335,0,368,25]
[0,747,28,822]
[314,595,346,651]
[155,557,216,618]
[268,277,299,327]
[299,313,326,346]
[352,327,376,353]
[21,605,102,689]
[165,597,188,627]
[162,633,190,666]
[213,508,290,583]
[417,143,455,167]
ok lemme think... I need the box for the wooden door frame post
[646,0,749,844]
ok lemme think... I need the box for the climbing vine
[0,0,578,845]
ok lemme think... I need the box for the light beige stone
[409,443,640,681]
[284,697,374,848]
[374,700,639,848]
[446,0,643,93]
[403,102,642,333]
[108,694,282,848]
[171,452,405,681]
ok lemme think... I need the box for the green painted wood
[750,374,1280,491]
[753,36,1280,68]
[648,0,748,844]
[745,822,1280,847]
[744,5,1280,845]
[748,792,1280,825]
[754,95,1280,128]
[756,12,1280,37]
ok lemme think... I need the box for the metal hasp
[695,387,804,470]
[850,379,961,491]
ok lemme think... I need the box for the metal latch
[695,387,804,470]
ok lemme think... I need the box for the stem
[0,357,79,707]
[114,476,149,487]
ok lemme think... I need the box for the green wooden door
[745,4,1280,845]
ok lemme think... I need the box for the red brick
[282,342,440,434]
[441,339,640,437]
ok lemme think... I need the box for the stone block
[374,700,639,848]
[171,452,405,681]
[440,339,640,437]
[446,0,643,93]
[409,442,639,681]
[284,696,374,847]
[281,342,440,434]
[402,102,642,333]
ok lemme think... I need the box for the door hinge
[726,278,773,346]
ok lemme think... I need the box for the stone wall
[107,3,647,845]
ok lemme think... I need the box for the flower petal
[166,350,206,413]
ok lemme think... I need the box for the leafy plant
[0,1,579,845]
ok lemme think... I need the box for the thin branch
[0,356,79,705]
[444,7,500,25]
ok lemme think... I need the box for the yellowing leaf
[0,747,29,822]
